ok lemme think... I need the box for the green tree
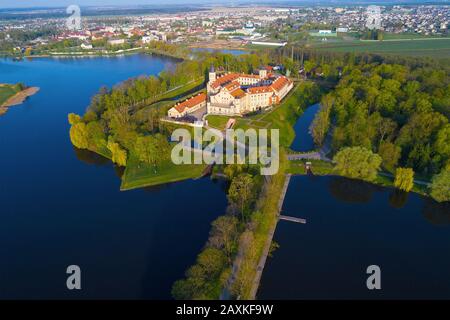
[223,164,244,180]
[394,167,414,192]
[228,173,255,220]
[107,137,127,167]
[69,122,89,149]
[134,134,170,172]
[378,141,401,173]
[208,215,239,264]
[430,170,450,203]
[311,95,333,146]
[333,146,382,181]
[68,113,81,125]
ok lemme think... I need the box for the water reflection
[328,176,381,204]
[422,199,450,225]
[73,147,110,166]
[388,189,409,209]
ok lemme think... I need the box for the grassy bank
[120,154,206,191]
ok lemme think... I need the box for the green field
[313,38,450,58]
[0,84,21,105]
[120,154,206,190]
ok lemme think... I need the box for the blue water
[258,175,450,299]
[290,103,321,152]
[0,55,227,299]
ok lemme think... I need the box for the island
[0,83,40,115]
[68,45,450,300]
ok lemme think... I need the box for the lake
[258,101,450,299]
[0,54,228,299]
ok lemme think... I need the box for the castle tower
[259,68,267,79]
[209,65,216,82]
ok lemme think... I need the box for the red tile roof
[211,73,240,89]
[270,76,291,92]
[224,81,241,91]
[247,86,273,94]
[174,93,206,113]
[230,88,246,98]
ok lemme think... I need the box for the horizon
[1,0,445,10]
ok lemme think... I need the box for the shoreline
[0,48,185,61]
[0,87,40,114]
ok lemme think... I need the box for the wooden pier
[279,215,307,224]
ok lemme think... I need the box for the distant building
[336,27,349,33]
[80,43,93,49]
[107,39,125,46]
[250,41,287,47]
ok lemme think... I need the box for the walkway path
[248,174,292,300]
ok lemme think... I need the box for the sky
[1,0,207,8]
[0,0,432,9]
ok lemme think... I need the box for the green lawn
[205,114,232,130]
[120,154,206,190]
[0,84,21,105]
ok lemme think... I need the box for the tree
[378,141,401,173]
[107,137,127,167]
[333,146,382,181]
[69,122,89,149]
[208,216,239,263]
[68,113,81,125]
[223,164,244,180]
[311,95,333,146]
[430,170,450,203]
[134,134,170,172]
[394,167,414,192]
[228,173,255,220]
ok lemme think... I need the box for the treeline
[309,58,449,201]
[269,46,449,84]
[172,165,264,299]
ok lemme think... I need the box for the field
[312,38,450,58]
[120,154,206,191]
[0,84,21,106]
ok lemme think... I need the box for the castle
[167,67,294,119]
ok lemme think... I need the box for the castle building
[167,92,207,118]
[167,67,294,120]
[206,67,293,115]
